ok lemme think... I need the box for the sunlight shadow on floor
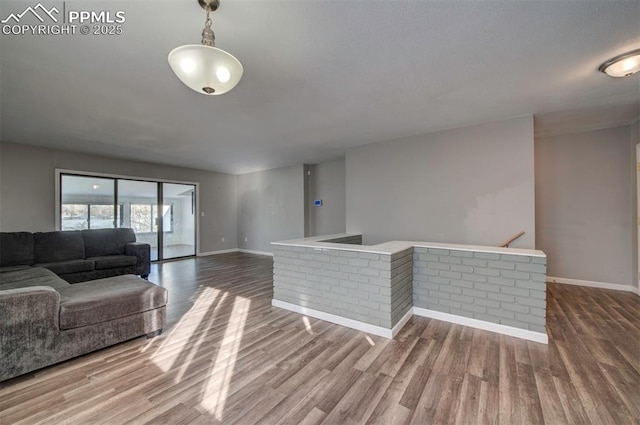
[199,295,251,419]
[148,287,224,374]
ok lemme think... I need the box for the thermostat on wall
[314,200,323,206]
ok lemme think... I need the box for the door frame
[55,168,199,258]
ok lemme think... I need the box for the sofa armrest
[0,286,61,381]
[125,242,151,278]
[0,286,61,326]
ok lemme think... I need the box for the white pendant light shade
[599,48,640,78]
[169,44,243,95]
[169,0,243,95]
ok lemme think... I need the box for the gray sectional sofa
[0,229,166,382]
[0,228,150,282]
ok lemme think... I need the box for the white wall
[307,159,346,237]
[0,142,238,254]
[237,165,305,253]
[346,116,536,248]
[535,126,634,286]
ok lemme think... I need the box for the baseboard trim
[412,307,548,344]
[547,276,638,295]
[271,300,547,343]
[197,249,238,257]
[271,299,394,338]
[391,309,414,337]
[238,249,274,257]
[197,248,275,257]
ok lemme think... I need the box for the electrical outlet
[244,237,248,242]
[201,212,205,217]
[221,237,225,242]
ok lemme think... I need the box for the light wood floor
[1,252,639,425]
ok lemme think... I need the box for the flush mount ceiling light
[599,48,640,77]
[168,0,243,95]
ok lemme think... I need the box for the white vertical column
[636,144,640,288]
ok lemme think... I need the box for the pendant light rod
[198,0,219,12]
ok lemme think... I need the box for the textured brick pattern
[390,248,413,326]
[319,235,363,245]
[273,245,395,328]
[413,247,546,332]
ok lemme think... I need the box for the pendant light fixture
[168,0,243,95]
[599,48,640,78]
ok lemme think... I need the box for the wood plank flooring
[1,252,639,424]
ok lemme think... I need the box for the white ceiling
[1,0,639,174]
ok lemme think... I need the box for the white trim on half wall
[271,300,548,343]
[412,307,548,344]
[271,299,395,338]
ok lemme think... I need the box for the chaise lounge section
[0,266,167,382]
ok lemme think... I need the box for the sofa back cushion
[34,231,85,263]
[0,232,35,267]
[115,228,137,248]
[82,229,123,257]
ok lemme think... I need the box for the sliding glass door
[118,179,159,261]
[162,183,196,259]
[60,173,196,261]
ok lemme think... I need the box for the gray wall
[237,165,305,253]
[0,142,238,254]
[307,159,346,237]
[535,126,634,285]
[346,116,536,248]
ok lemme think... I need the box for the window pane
[89,205,115,229]
[61,204,88,230]
[152,204,173,233]
[130,204,152,233]
[61,175,115,230]
[118,179,158,261]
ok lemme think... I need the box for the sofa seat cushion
[0,267,70,291]
[88,255,137,270]
[57,275,167,330]
[0,265,32,273]
[34,259,95,275]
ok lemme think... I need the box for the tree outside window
[130,204,173,234]
[61,204,122,230]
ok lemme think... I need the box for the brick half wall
[412,247,546,333]
[390,248,413,327]
[273,245,397,328]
